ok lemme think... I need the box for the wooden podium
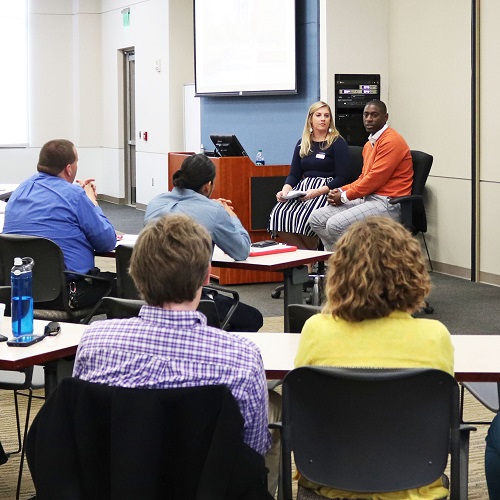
[168,153,290,284]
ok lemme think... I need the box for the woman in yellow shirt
[295,216,454,500]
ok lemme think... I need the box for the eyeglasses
[44,321,61,337]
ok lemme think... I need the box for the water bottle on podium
[255,149,265,166]
[11,257,34,337]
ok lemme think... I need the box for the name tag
[316,153,325,159]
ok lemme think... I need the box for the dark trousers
[204,293,263,332]
[486,413,500,500]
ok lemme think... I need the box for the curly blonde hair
[323,216,431,322]
[299,101,340,157]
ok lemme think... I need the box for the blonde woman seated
[295,216,454,500]
[269,101,350,250]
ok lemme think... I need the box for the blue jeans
[486,413,500,499]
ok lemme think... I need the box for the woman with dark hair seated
[145,154,263,332]
[295,216,454,500]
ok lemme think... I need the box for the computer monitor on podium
[210,134,248,157]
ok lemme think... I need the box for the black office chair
[26,378,271,499]
[276,367,475,500]
[115,243,239,330]
[288,304,321,333]
[460,382,500,425]
[389,150,434,314]
[100,296,145,319]
[389,150,433,270]
[0,234,112,324]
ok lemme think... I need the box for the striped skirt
[269,176,333,237]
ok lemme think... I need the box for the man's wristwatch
[340,191,349,204]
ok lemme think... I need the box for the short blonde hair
[129,214,212,306]
[323,216,431,321]
[299,101,340,157]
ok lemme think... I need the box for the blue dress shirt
[3,172,116,274]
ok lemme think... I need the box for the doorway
[123,49,136,206]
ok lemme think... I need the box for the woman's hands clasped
[276,187,326,202]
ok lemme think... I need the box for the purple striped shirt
[73,305,272,455]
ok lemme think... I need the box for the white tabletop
[212,246,332,271]
[240,332,500,382]
[1,321,499,382]
[0,319,85,370]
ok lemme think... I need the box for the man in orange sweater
[308,100,413,250]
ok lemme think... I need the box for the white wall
[388,0,472,276]
[320,0,389,106]
[321,0,474,278]
[478,0,500,283]
[0,0,193,206]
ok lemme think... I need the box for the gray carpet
[100,201,500,331]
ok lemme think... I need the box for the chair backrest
[197,299,222,328]
[409,150,433,233]
[26,378,270,499]
[115,244,140,299]
[0,234,66,303]
[287,304,321,333]
[281,367,460,498]
[100,296,145,319]
[347,145,363,183]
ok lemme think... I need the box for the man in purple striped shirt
[73,214,279,493]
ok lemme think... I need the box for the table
[0,319,85,395]
[239,332,500,382]
[0,184,18,201]
[212,247,332,332]
[1,328,500,390]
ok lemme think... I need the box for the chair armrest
[389,194,423,205]
[63,271,114,324]
[203,284,240,330]
[64,270,114,286]
[452,425,476,500]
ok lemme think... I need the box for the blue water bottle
[11,257,34,337]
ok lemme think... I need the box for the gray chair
[100,296,145,319]
[115,243,239,330]
[0,234,113,324]
[288,304,321,333]
[277,367,475,500]
[460,382,499,425]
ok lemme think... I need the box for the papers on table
[116,234,138,246]
[282,190,307,200]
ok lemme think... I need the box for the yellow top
[294,310,454,500]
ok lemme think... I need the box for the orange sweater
[343,128,413,200]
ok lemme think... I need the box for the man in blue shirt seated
[3,139,117,309]
[144,153,263,332]
[73,214,280,495]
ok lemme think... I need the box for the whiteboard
[194,0,296,96]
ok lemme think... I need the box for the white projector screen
[194,0,296,96]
